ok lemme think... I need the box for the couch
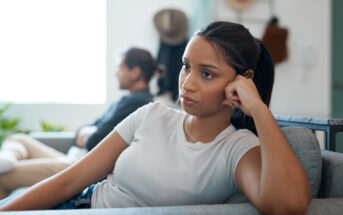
[1,116,343,215]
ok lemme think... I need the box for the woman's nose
[181,72,196,92]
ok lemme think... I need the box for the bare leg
[1,133,67,160]
[0,133,73,199]
[0,157,73,200]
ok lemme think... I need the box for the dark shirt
[84,89,153,151]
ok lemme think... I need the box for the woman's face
[179,36,236,117]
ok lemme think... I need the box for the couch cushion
[1,199,343,215]
[0,203,262,215]
[319,150,343,198]
[305,198,343,215]
[227,127,322,202]
[282,127,322,198]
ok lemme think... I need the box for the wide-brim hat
[154,9,188,46]
[226,0,255,11]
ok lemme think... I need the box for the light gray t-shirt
[91,102,259,208]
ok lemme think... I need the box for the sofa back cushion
[226,126,322,203]
[319,150,343,198]
[282,127,322,198]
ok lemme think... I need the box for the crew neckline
[180,113,236,149]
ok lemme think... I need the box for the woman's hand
[227,75,312,215]
[222,75,264,116]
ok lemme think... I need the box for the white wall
[5,0,331,131]
[106,0,193,100]
[216,0,331,117]
[5,0,193,131]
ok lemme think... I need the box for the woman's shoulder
[229,128,260,148]
[233,128,257,137]
[145,101,182,113]
[222,126,259,147]
[218,127,260,161]
[139,101,184,120]
[132,102,184,129]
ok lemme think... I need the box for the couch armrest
[0,203,262,215]
[0,199,343,215]
[319,150,343,198]
[29,132,75,154]
[275,115,343,151]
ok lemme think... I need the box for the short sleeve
[227,130,260,190]
[114,103,151,145]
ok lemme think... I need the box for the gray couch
[2,118,343,215]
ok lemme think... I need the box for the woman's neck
[184,108,232,143]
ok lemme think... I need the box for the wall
[106,0,193,100]
[216,0,331,118]
[4,0,331,131]
[4,0,193,131]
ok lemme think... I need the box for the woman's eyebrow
[183,57,220,71]
[199,64,220,70]
[183,57,190,62]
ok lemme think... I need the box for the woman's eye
[202,71,214,79]
[182,63,190,71]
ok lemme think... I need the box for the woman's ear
[243,69,254,79]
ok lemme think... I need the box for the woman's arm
[224,76,311,215]
[0,131,128,211]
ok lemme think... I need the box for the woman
[0,22,311,215]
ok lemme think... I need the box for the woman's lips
[181,95,197,105]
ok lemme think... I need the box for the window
[0,0,106,104]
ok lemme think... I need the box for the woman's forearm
[0,171,76,211]
[251,104,312,213]
[0,131,128,211]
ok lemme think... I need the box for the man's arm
[75,126,97,148]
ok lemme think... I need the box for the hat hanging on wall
[154,9,188,46]
[226,0,255,11]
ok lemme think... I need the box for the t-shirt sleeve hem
[114,125,132,146]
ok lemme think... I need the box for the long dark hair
[124,47,165,83]
[196,21,275,135]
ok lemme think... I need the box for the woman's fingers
[223,74,255,111]
[221,99,230,106]
[222,99,240,108]
[225,81,240,101]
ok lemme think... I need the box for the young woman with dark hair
[0,22,311,215]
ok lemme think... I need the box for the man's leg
[0,133,73,199]
[0,133,68,174]
[1,133,67,160]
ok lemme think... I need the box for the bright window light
[0,0,106,104]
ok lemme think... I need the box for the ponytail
[231,39,275,135]
[253,39,275,107]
